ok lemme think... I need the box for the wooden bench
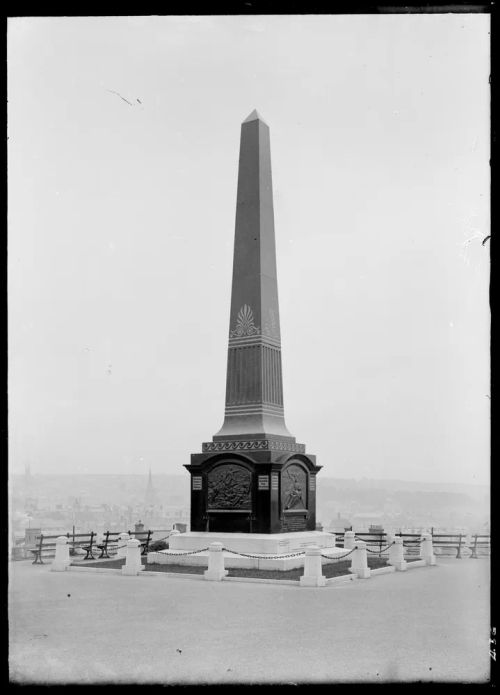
[430,533,466,558]
[66,532,97,560]
[354,532,388,553]
[468,534,490,559]
[31,534,60,564]
[395,532,422,556]
[128,529,153,555]
[95,531,122,559]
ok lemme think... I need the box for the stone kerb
[51,536,71,572]
[299,545,326,587]
[122,538,144,576]
[116,533,130,559]
[388,537,407,571]
[420,533,436,566]
[204,542,228,581]
[350,541,371,579]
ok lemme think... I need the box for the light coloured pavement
[9,558,491,684]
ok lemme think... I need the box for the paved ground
[9,558,491,684]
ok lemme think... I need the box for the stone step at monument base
[147,531,343,571]
[170,530,336,554]
[147,546,347,572]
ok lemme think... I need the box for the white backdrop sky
[8,15,490,484]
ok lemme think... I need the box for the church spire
[144,467,159,508]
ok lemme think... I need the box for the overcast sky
[8,15,490,485]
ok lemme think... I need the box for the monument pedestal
[186,446,321,535]
[148,531,345,571]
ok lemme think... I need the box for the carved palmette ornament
[230,304,260,338]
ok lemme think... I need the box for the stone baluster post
[116,533,130,558]
[388,536,407,571]
[343,531,356,549]
[204,542,228,581]
[385,532,395,552]
[51,536,71,572]
[350,541,371,579]
[299,545,326,587]
[420,532,436,566]
[122,538,144,575]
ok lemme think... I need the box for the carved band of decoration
[230,304,260,338]
[202,440,306,453]
[207,463,252,510]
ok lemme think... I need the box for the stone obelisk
[186,110,321,535]
[214,109,292,442]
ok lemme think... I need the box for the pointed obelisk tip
[243,109,268,125]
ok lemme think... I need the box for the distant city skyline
[8,15,490,485]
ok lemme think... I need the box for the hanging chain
[222,547,306,560]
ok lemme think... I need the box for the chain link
[153,547,211,557]
[365,542,395,554]
[320,547,356,560]
[222,547,306,560]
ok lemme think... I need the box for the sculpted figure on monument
[207,464,252,510]
[282,465,307,510]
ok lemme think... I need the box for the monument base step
[168,530,337,554]
[148,531,345,571]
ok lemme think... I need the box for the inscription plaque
[258,475,269,490]
[271,475,279,491]
[192,476,202,490]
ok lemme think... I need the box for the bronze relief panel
[281,463,308,511]
[207,464,252,510]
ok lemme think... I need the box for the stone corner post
[351,541,371,579]
[122,538,144,575]
[388,536,407,571]
[204,542,228,581]
[299,545,326,587]
[51,536,71,572]
[420,532,436,566]
[343,531,356,549]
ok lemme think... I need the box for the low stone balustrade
[388,537,407,571]
[420,533,436,566]
[204,542,228,581]
[299,545,326,587]
[350,541,371,579]
[122,538,144,576]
